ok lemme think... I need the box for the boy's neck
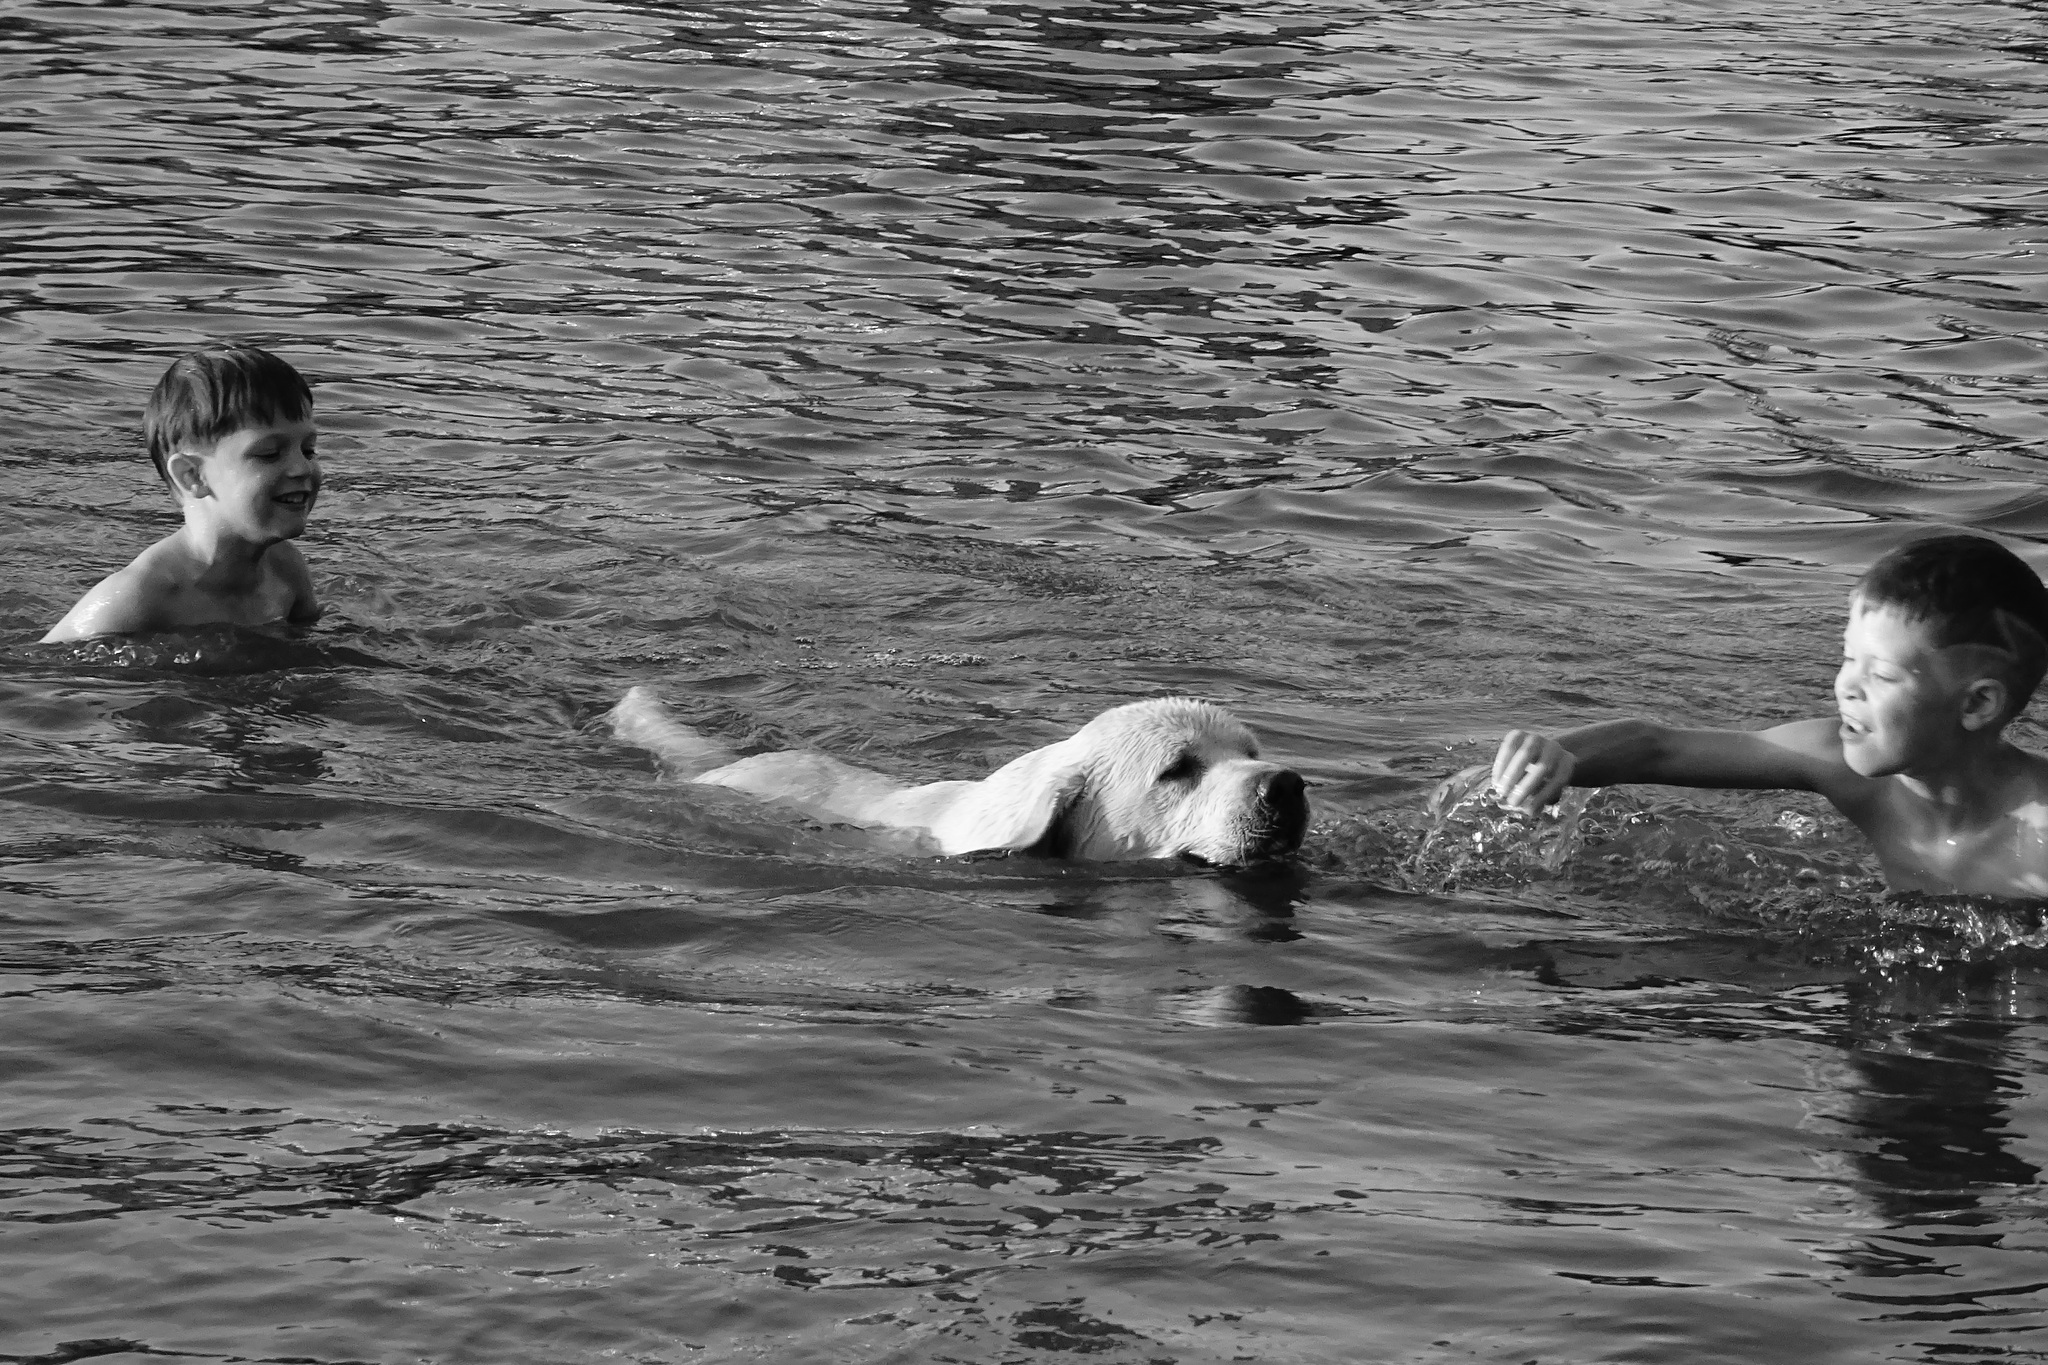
[1896,732,2028,828]
[173,515,282,580]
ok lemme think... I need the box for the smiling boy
[43,345,324,643]
[1490,535,2048,897]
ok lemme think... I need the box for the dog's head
[931,698,1308,865]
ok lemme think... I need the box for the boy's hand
[1492,730,1575,815]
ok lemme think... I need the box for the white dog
[609,688,1308,865]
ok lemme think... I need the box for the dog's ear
[928,738,1090,856]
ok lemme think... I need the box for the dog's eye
[1158,752,1202,783]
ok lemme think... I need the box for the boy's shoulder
[40,534,192,642]
[270,540,322,624]
[2006,743,2048,808]
[267,537,312,578]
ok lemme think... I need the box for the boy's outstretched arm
[1492,717,1846,814]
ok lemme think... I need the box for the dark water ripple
[4,0,2048,1360]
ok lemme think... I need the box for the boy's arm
[1493,717,1848,814]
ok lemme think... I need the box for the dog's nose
[1255,769,1309,852]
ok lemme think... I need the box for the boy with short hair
[43,344,323,643]
[1491,535,2048,897]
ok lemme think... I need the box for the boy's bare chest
[164,565,297,628]
[1871,788,2048,897]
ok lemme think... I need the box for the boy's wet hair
[144,344,312,482]
[1857,534,2048,713]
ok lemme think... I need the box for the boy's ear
[164,448,210,498]
[1960,675,2009,732]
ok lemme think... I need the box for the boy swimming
[1490,535,2048,897]
[42,344,323,643]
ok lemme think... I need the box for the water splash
[29,623,387,675]
[1848,895,2048,969]
[1407,764,1593,892]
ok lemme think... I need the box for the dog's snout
[1259,769,1308,817]
[1254,769,1309,852]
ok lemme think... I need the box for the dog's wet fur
[610,690,1308,865]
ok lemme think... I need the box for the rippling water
[4,0,2048,1360]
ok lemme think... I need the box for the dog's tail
[609,686,733,776]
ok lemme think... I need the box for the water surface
[4,0,2048,1360]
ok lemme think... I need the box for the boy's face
[173,418,320,543]
[1834,599,1992,778]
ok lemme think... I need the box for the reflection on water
[4,0,2048,1360]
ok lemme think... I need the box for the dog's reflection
[1168,982,1316,1027]
[1031,861,1311,942]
